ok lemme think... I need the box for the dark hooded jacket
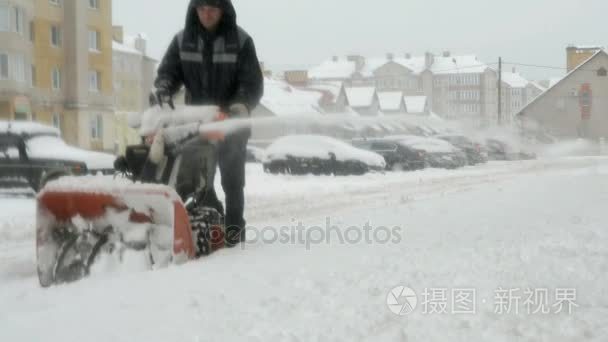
[155,0,263,114]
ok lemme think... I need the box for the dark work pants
[218,130,249,245]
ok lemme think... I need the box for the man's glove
[154,81,175,110]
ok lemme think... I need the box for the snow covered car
[351,138,426,171]
[485,138,536,161]
[0,121,115,192]
[387,135,467,169]
[263,135,386,175]
[435,135,487,165]
[246,145,265,163]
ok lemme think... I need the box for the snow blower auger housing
[36,106,226,287]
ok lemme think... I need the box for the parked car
[246,145,265,163]
[435,135,487,165]
[485,138,536,161]
[263,135,386,175]
[0,121,115,192]
[386,135,467,169]
[351,138,426,171]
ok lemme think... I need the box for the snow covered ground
[1,157,608,341]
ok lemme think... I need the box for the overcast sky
[113,0,608,80]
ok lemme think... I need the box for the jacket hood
[185,0,237,37]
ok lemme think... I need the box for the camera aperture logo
[387,286,418,316]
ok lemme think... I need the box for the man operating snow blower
[154,0,263,247]
[34,0,262,287]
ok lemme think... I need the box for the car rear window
[371,141,397,151]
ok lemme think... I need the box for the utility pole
[497,57,502,125]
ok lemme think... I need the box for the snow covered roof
[344,87,377,108]
[403,96,427,114]
[391,57,428,74]
[501,71,529,88]
[304,81,344,102]
[261,78,322,116]
[377,92,404,111]
[309,54,490,80]
[568,45,605,50]
[309,57,356,79]
[0,121,60,136]
[528,81,547,92]
[112,41,141,55]
[113,33,152,57]
[547,77,563,88]
[430,55,489,75]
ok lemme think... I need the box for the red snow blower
[36,106,227,287]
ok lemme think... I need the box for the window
[30,64,35,86]
[463,103,479,114]
[50,25,61,47]
[13,6,24,34]
[51,67,61,90]
[598,67,607,77]
[463,90,480,101]
[13,54,25,82]
[89,70,100,92]
[90,114,103,140]
[49,0,61,6]
[52,113,62,131]
[371,142,397,152]
[88,30,100,51]
[88,0,99,9]
[465,74,480,85]
[0,4,8,31]
[0,53,8,79]
[29,21,34,41]
[14,112,28,120]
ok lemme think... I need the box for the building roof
[567,45,605,50]
[547,77,563,88]
[500,71,529,88]
[528,81,547,92]
[112,33,154,59]
[377,92,404,111]
[260,78,323,116]
[305,81,343,99]
[403,96,427,114]
[309,57,356,79]
[309,53,491,80]
[518,49,608,116]
[344,87,377,108]
[430,55,489,75]
[393,57,428,74]
[112,41,141,55]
